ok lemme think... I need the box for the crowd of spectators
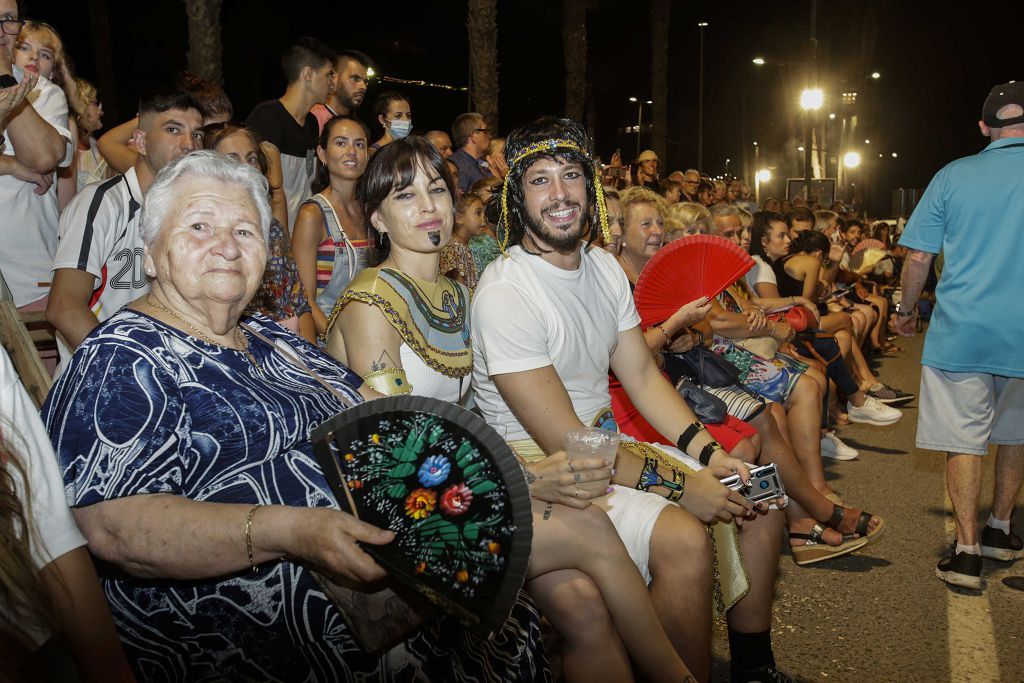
[2,18,940,683]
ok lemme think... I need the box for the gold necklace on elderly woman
[145,294,262,369]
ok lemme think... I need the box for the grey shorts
[917,366,1024,455]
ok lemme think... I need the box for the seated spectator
[449,112,492,193]
[291,116,370,339]
[48,88,203,355]
[369,90,411,154]
[1,345,133,682]
[247,37,336,229]
[0,11,72,316]
[203,122,315,342]
[41,151,547,681]
[697,179,716,206]
[658,177,682,204]
[425,129,453,158]
[485,136,508,180]
[664,201,712,242]
[311,50,369,130]
[441,192,486,290]
[67,78,110,192]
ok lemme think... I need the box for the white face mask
[389,119,412,139]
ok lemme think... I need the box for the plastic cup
[565,428,620,470]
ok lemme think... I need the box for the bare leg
[528,568,632,683]
[528,501,693,682]
[991,445,1024,521]
[648,505,714,682]
[783,376,829,491]
[946,453,983,545]
[865,294,889,348]
[727,509,783,633]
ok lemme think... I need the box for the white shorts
[917,366,1024,455]
[595,443,700,582]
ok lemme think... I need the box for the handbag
[668,345,759,400]
[243,324,435,654]
[734,335,780,360]
[675,377,728,424]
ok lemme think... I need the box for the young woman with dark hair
[369,91,411,154]
[291,115,370,339]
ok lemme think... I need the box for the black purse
[674,378,728,424]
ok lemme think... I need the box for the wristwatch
[894,301,918,318]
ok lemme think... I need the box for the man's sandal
[826,505,886,549]
[790,523,870,566]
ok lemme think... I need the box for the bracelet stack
[677,420,725,466]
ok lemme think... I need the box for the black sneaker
[867,384,915,406]
[935,547,982,589]
[981,525,1024,561]
[731,664,794,683]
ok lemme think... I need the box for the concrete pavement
[711,330,1024,682]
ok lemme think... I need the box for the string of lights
[376,74,468,92]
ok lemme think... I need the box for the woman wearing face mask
[369,91,412,154]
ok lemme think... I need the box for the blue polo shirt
[450,148,492,194]
[899,136,1024,377]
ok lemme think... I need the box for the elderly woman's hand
[293,507,395,585]
[666,329,699,354]
[668,296,712,329]
[523,451,612,510]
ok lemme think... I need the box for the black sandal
[790,523,868,566]
[826,504,886,546]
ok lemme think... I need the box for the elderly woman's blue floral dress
[41,309,547,683]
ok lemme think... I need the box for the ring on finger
[567,460,576,472]
[574,486,581,499]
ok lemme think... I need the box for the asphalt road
[710,330,1024,682]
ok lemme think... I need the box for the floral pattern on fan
[331,412,516,598]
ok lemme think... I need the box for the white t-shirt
[471,245,640,440]
[52,167,147,323]
[0,67,73,306]
[745,254,777,292]
[0,344,86,646]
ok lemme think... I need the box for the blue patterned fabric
[41,309,548,683]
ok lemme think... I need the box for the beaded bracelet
[245,504,261,574]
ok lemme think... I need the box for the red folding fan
[634,235,754,328]
[853,238,886,254]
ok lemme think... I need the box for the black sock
[728,628,774,671]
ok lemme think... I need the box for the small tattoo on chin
[542,503,553,521]
[428,230,441,246]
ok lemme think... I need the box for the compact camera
[719,463,785,504]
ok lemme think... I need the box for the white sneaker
[846,395,902,426]
[821,431,859,460]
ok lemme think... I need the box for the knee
[732,437,757,464]
[563,505,623,560]
[536,573,615,633]
[649,507,713,579]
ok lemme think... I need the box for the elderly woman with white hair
[40,151,547,681]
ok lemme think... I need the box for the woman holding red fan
[613,189,887,566]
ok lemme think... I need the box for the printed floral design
[440,483,474,517]
[404,488,437,520]
[418,455,451,487]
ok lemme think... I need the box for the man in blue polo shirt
[449,112,492,194]
[897,81,1024,590]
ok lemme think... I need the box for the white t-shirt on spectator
[471,244,640,441]
[0,344,86,645]
[0,67,73,307]
[52,167,147,324]
[745,254,777,292]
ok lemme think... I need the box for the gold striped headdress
[497,138,612,255]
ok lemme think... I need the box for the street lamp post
[697,21,708,172]
[628,97,652,158]
[800,88,823,200]
[755,168,771,205]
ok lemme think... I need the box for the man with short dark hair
[449,112,492,193]
[311,50,370,130]
[472,116,790,683]
[0,0,73,313]
[785,206,815,238]
[48,89,203,353]
[247,37,335,228]
[897,81,1024,590]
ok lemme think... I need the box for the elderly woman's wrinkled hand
[298,507,395,586]
[524,451,612,510]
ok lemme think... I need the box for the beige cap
[637,149,659,162]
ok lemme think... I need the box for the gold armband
[363,368,413,396]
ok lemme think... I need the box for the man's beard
[523,201,588,252]
[339,91,364,111]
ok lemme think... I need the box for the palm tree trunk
[184,0,223,83]
[650,0,670,164]
[467,0,499,132]
[562,0,588,123]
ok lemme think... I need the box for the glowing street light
[871,71,881,79]
[800,88,824,110]
[864,139,871,144]
[828,112,836,120]
[843,151,861,169]
[891,152,898,158]
[752,57,765,65]
[755,169,771,183]
[367,67,376,79]
[797,146,805,152]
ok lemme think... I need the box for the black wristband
[699,441,722,467]
[676,421,705,453]
[0,74,17,89]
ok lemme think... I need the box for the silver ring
[567,460,576,472]
[574,487,581,499]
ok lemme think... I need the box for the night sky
[42,0,1019,212]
